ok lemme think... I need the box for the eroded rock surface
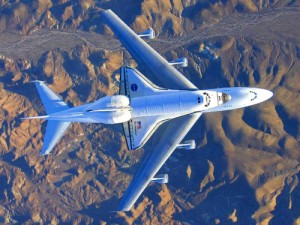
[0,1,300,224]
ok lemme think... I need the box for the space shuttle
[25,66,272,155]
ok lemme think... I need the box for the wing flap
[118,112,202,211]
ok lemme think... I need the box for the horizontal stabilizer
[22,115,49,120]
[32,81,69,114]
[41,121,71,155]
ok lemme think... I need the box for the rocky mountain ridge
[0,0,299,224]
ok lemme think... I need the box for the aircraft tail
[30,81,71,155]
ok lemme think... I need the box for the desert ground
[0,0,300,224]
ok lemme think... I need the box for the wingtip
[108,210,120,213]
[103,9,113,13]
[21,115,49,120]
[30,80,45,83]
[40,151,51,156]
[117,204,131,212]
[40,146,52,156]
[100,9,113,16]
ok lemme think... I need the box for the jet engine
[138,28,155,39]
[169,57,188,67]
[177,140,196,150]
[151,174,168,184]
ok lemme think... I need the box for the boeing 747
[25,10,273,211]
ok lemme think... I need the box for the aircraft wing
[118,112,202,211]
[101,10,197,90]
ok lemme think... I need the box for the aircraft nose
[260,89,273,101]
[254,88,273,103]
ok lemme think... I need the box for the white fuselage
[42,87,273,124]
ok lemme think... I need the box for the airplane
[24,9,273,211]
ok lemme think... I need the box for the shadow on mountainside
[173,175,258,224]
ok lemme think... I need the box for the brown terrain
[0,0,300,224]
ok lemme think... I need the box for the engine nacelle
[177,140,196,150]
[151,174,168,184]
[169,57,188,67]
[138,28,155,39]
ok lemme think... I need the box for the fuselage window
[250,91,258,101]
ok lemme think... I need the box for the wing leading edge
[118,112,202,211]
[101,10,197,90]
[101,9,201,211]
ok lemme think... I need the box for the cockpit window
[203,92,211,107]
[222,93,231,103]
